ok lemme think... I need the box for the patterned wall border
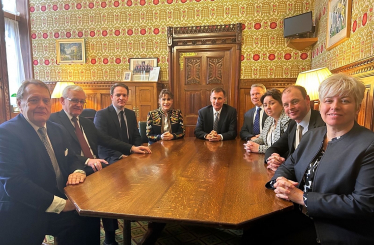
[240,78,296,88]
[331,55,374,78]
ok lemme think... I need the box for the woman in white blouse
[244,89,290,153]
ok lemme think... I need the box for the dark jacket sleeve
[194,109,207,139]
[94,110,123,161]
[128,110,142,146]
[97,129,132,156]
[220,107,237,140]
[240,116,254,141]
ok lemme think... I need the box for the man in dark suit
[49,85,151,245]
[240,83,268,141]
[195,87,237,141]
[0,80,99,245]
[94,83,142,164]
[265,85,325,170]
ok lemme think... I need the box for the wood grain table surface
[65,138,293,243]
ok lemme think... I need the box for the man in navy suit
[49,85,151,245]
[195,87,237,141]
[265,85,325,170]
[240,83,268,141]
[0,80,99,245]
[94,83,142,164]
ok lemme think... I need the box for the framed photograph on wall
[326,0,352,50]
[123,71,132,81]
[56,39,85,64]
[129,58,158,81]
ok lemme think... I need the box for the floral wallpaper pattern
[312,0,374,69]
[30,0,314,82]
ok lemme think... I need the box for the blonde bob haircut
[318,73,365,111]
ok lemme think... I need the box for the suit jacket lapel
[58,110,79,143]
[309,110,317,128]
[207,106,214,131]
[109,105,121,138]
[289,123,297,152]
[124,108,132,143]
[21,116,55,173]
[218,105,227,132]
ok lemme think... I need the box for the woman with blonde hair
[260,73,374,244]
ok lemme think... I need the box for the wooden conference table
[65,138,293,245]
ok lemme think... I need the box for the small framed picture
[56,39,85,64]
[123,71,132,81]
[129,58,158,81]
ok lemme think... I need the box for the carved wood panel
[186,57,201,85]
[207,57,223,85]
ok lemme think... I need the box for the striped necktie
[37,127,65,192]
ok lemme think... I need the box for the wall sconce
[51,82,75,98]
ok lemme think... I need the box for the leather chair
[80,109,96,121]
[138,121,148,144]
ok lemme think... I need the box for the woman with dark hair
[146,89,185,144]
[244,88,290,153]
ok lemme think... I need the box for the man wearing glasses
[49,85,151,176]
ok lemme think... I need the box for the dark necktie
[71,117,94,159]
[253,107,261,135]
[213,112,219,131]
[37,127,65,192]
[120,111,129,143]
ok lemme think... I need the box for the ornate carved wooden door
[178,50,232,137]
[168,24,242,137]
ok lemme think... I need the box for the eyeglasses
[66,98,86,104]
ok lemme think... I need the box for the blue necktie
[253,107,261,135]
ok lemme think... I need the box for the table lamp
[51,82,75,98]
[295,67,332,109]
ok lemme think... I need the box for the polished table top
[65,138,293,229]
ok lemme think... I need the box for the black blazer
[268,123,374,244]
[194,104,237,140]
[265,109,325,161]
[49,110,132,173]
[0,114,82,243]
[239,107,268,141]
[94,105,141,164]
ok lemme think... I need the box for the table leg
[123,220,131,245]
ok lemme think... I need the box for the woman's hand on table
[161,132,173,141]
[274,177,304,205]
[244,141,259,153]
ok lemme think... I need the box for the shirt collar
[113,104,125,115]
[63,109,77,122]
[213,107,223,115]
[23,115,47,132]
[297,109,311,130]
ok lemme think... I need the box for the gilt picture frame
[56,39,85,64]
[326,0,352,50]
